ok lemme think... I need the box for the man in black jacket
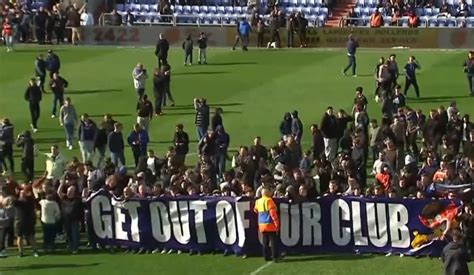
[136,94,153,132]
[310,124,325,160]
[211,107,223,131]
[34,6,48,44]
[155,33,169,69]
[320,107,338,161]
[0,118,14,174]
[194,98,210,141]
[46,50,61,78]
[49,73,68,118]
[291,110,303,144]
[153,68,167,116]
[16,131,34,182]
[35,54,47,93]
[24,78,42,133]
[173,124,189,167]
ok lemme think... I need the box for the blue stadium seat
[307,14,317,25]
[174,5,183,14]
[419,16,429,27]
[298,0,307,7]
[199,6,208,13]
[303,7,312,15]
[432,7,440,14]
[318,14,326,26]
[183,5,192,14]
[415,7,423,16]
[307,0,317,7]
[141,4,150,12]
[356,0,364,6]
[447,17,457,26]
[383,16,391,26]
[366,0,375,7]
[437,17,447,26]
[209,6,217,14]
[225,6,233,14]
[191,5,200,13]
[219,0,231,6]
[362,7,369,16]
[399,16,408,26]
[217,6,225,14]
[354,7,360,15]
[290,0,298,7]
[467,17,474,27]
[124,4,132,11]
[320,7,328,16]
[424,8,432,16]
[234,6,242,14]
[286,7,294,14]
[116,4,125,11]
[315,0,323,7]
[151,4,158,12]
[131,4,141,11]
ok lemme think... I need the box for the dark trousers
[158,56,167,68]
[19,24,30,42]
[64,221,80,251]
[29,102,40,129]
[0,226,8,250]
[155,93,164,114]
[262,231,278,261]
[232,34,240,49]
[2,143,14,172]
[21,158,34,182]
[131,147,144,167]
[54,26,64,44]
[184,51,193,64]
[271,31,280,46]
[299,31,307,46]
[37,75,46,92]
[343,55,356,75]
[163,87,174,106]
[136,88,145,100]
[287,30,294,47]
[36,27,45,44]
[404,77,420,97]
[52,93,64,115]
[241,34,249,49]
[468,74,473,94]
[42,223,57,249]
[257,32,264,48]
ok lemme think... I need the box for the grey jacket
[0,206,14,228]
[60,104,78,126]
[441,241,471,275]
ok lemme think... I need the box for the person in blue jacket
[238,18,251,51]
[45,49,61,79]
[127,123,149,167]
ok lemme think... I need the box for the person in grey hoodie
[0,196,15,257]
[59,97,78,150]
[182,34,193,66]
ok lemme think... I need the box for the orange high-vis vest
[370,13,382,28]
[254,195,279,233]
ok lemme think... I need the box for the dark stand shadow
[0,263,100,272]
[68,89,122,95]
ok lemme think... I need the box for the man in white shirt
[80,8,94,26]
[43,145,66,183]
[132,63,148,101]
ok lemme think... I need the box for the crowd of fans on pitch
[1,51,474,258]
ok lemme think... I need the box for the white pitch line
[250,262,273,275]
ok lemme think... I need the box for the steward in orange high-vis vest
[254,188,280,262]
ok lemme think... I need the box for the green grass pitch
[0,46,473,274]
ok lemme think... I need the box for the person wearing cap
[132,63,148,101]
[254,188,280,262]
[463,51,474,96]
[155,33,170,68]
[24,78,42,133]
[342,34,359,77]
[46,50,61,79]
[127,123,149,167]
[197,32,208,65]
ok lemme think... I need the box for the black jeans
[158,56,167,68]
[29,102,40,129]
[404,76,420,97]
[343,55,356,75]
[155,93,164,114]
[262,231,278,261]
[2,143,14,172]
[468,74,473,94]
[21,158,34,182]
[287,30,294,48]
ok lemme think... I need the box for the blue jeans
[64,221,80,251]
[64,123,74,146]
[343,55,356,76]
[52,93,64,115]
[42,223,57,249]
[216,151,227,179]
[196,126,207,141]
[184,51,193,64]
[111,151,125,168]
[96,145,106,168]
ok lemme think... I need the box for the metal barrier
[100,13,325,27]
[339,16,470,28]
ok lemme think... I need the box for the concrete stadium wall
[81,26,474,49]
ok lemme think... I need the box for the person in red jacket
[254,188,280,262]
[2,17,13,52]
